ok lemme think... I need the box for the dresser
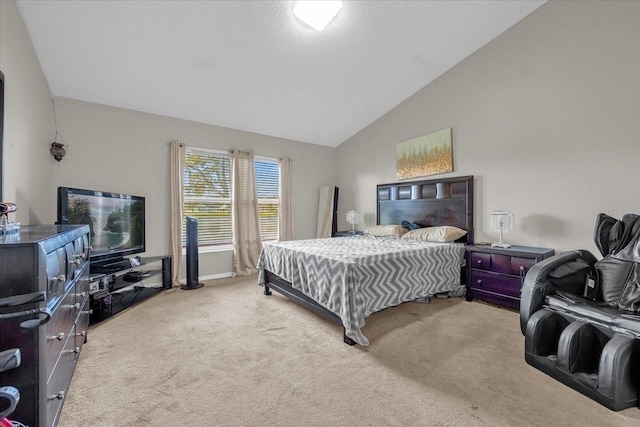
[466,244,554,310]
[0,225,90,427]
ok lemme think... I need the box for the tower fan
[182,216,204,290]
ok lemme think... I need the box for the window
[183,147,279,246]
[255,158,279,241]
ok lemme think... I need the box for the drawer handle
[476,279,482,285]
[476,260,482,264]
[0,307,52,329]
[64,347,80,355]
[47,332,65,341]
[77,330,86,338]
[54,275,66,283]
[48,391,65,401]
[81,309,93,316]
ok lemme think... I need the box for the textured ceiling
[17,1,545,147]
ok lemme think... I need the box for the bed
[257,175,474,346]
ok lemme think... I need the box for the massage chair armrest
[519,250,597,335]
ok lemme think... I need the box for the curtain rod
[170,141,292,161]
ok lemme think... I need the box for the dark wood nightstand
[334,230,364,237]
[466,244,554,310]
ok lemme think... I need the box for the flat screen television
[57,187,145,271]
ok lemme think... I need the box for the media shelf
[88,256,172,324]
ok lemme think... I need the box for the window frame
[182,147,279,251]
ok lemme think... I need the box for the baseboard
[176,272,234,285]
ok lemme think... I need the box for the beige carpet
[58,275,640,426]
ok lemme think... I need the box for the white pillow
[364,224,408,237]
[402,226,467,242]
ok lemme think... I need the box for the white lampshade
[293,1,343,32]
[490,210,514,248]
[346,210,361,225]
[346,210,361,233]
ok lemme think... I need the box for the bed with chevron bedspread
[257,234,465,346]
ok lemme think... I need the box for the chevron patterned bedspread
[257,235,465,346]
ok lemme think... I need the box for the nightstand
[466,244,554,310]
[334,230,364,237]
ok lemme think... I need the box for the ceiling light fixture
[293,1,342,32]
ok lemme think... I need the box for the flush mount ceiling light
[293,1,342,32]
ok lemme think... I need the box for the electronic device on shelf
[56,186,146,274]
[122,270,150,282]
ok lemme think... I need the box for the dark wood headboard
[376,175,474,244]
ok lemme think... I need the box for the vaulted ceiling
[17,1,546,147]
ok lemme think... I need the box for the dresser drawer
[46,247,68,300]
[470,270,522,299]
[46,334,77,427]
[511,256,536,276]
[44,289,77,382]
[470,252,491,270]
[490,254,511,275]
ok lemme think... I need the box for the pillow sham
[402,226,467,242]
[364,224,408,237]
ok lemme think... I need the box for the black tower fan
[182,216,204,290]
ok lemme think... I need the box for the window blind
[183,149,279,246]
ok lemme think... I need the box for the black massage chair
[520,213,640,411]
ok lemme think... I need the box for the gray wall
[0,0,56,224]
[49,99,336,279]
[336,1,640,255]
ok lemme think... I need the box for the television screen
[57,187,145,265]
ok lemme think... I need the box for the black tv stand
[90,257,134,274]
[89,255,172,324]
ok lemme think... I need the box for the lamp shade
[490,210,514,232]
[346,210,361,225]
[490,210,513,248]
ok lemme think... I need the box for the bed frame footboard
[263,271,356,346]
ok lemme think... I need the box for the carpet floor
[58,275,640,426]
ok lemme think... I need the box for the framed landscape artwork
[396,128,453,180]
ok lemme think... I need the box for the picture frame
[396,128,453,180]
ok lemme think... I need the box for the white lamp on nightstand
[490,210,514,248]
[346,210,361,234]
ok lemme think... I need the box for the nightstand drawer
[470,270,521,299]
[470,252,491,270]
[511,256,536,276]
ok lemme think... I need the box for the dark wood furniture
[88,255,172,324]
[377,175,474,245]
[334,230,364,237]
[0,225,91,427]
[262,175,474,345]
[466,244,554,310]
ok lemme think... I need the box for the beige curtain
[169,139,186,287]
[278,156,294,241]
[229,149,262,276]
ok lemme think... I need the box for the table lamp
[490,210,513,248]
[346,210,361,234]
